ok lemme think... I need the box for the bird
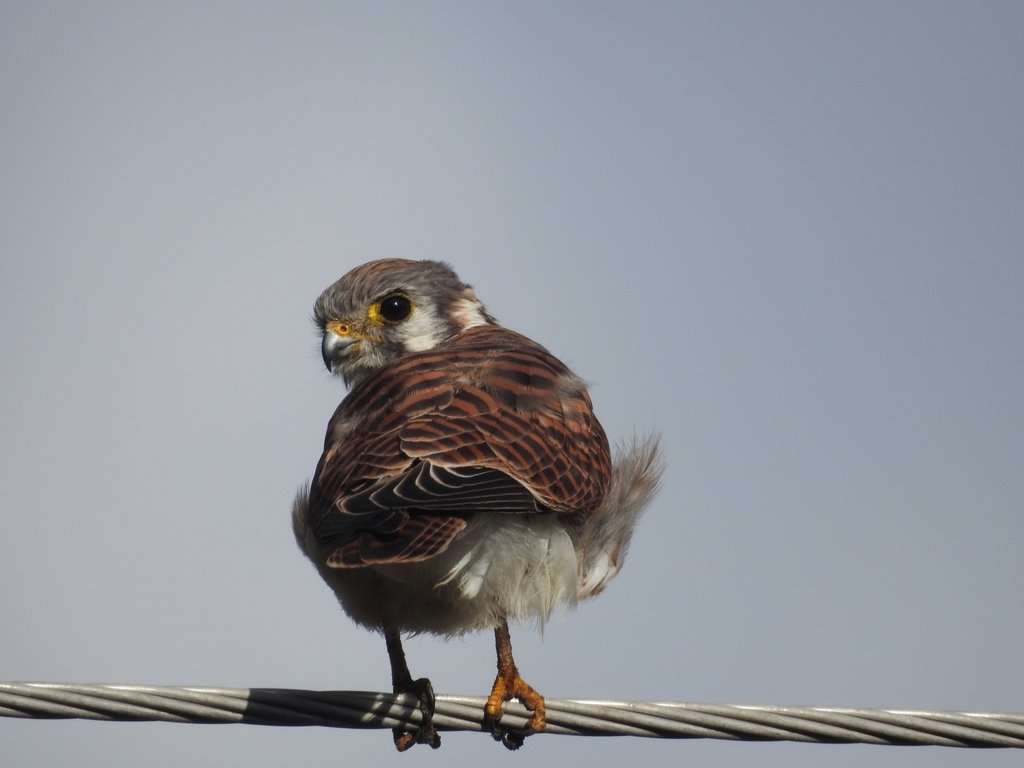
[292,259,663,751]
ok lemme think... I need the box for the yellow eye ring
[369,294,414,324]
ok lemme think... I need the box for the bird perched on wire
[292,259,663,751]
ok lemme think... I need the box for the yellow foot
[483,672,546,750]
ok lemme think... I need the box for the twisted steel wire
[2,683,1023,748]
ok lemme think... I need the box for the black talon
[482,709,501,741]
[500,729,526,751]
[482,712,525,751]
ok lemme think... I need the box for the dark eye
[378,294,412,322]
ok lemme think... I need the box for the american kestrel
[292,259,663,751]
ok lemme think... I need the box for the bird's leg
[384,627,440,751]
[482,618,546,750]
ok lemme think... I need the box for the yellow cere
[326,318,385,344]
[326,320,353,337]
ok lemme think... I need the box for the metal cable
[2,683,1022,748]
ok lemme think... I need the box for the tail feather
[576,433,665,600]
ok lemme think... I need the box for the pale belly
[300,513,580,636]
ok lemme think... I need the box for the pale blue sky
[2,3,1022,766]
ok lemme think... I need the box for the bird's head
[314,259,496,387]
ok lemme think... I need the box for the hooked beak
[322,328,357,372]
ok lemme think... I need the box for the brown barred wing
[308,326,612,568]
[325,515,468,566]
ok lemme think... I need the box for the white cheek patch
[400,303,448,352]
[396,296,491,352]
